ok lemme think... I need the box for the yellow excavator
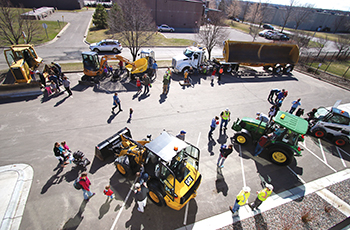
[81,51,153,84]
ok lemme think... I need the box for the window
[184,49,194,58]
[328,114,350,125]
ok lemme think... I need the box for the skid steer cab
[232,111,308,166]
[95,128,201,210]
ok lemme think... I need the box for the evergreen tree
[92,4,108,29]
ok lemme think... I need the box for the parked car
[89,39,123,53]
[263,24,274,30]
[157,24,175,32]
[259,30,274,37]
[279,34,290,41]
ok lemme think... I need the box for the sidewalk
[177,169,350,230]
[0,164,33,230]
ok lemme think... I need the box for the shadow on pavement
[41,167,64,194]
[62,199,87,230]
[216,167,229,196]
[89,155,115,174]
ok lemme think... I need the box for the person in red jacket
[79,172,95,201]
[103,185,114,199]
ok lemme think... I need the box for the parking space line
[238,145,246,187]
[318,139,328,164]
[337,147,350,158]
[336,147,347,167]
[183,132,201,226]
[287,166,306,184]
[300,143,337,172]
[110,178,138,230]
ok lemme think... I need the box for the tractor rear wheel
[233,132,251,145]
[268,147,293,166]
[332,136,348,147]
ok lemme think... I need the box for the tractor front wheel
[233,132,251,146]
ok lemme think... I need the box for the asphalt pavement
[1,67,350,229]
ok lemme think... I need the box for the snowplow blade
[125,57,148,74]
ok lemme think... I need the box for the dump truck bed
[223,40,299,65]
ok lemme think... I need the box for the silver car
[89,39,123,53]
[157,24,175,32]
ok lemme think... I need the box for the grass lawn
[86,26,194,46]
[307,60,350,79]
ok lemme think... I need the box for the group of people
[43,62,73,97]
[267,88,303,117]
[53,141,71,167]
[229,184,274,215]
[208,108,231,141]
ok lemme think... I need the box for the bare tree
[281,0,296,32]
[241,2,250,23]
[196,12,229,60]
[292,3,314,30]
[335,35,350,58]
[227,0,241,20]
[246,2,262,41]
[258,2,272,27]
[108,0,156,61]
[293,30,311,50]
[0,0,41,45]
[315,35,329,56]
[333,15,347,34]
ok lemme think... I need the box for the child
[104,185,114,199]
[129,108,133,119]
[136,77,141,92]
[211,68,216,84]
[61,141,71,152]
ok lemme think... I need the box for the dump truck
[172,40,299,75]
[232,111,308,166]
[309,105,350,147]
[95,127,201,210]
[4,44,43,83]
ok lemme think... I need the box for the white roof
[145,131,188,162]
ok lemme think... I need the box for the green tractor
[231,111,308,166]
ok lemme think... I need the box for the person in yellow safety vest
[184,70,189,84]
[220,108,231,130]
[229,186,251,214]
[249,183,273,210]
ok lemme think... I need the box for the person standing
[162,73,170,94]
[249,184,273,210]
[136,77,142,93]
[209,116,220,139]
[51,62,62,76]
[176,130,186,141]
[289,98,301,114]
[142,74,151,95]
[275,89,286,103]
[152,61,158,79]
[62,75,73,97]
[220,108,231,130]
[229,187,251,215]
[254,134,271,156]
[78,172,95,201]
[217,144,233,168]
[306,108,318,122]
[256,112,269,123]
[112,93,122,112]
[119,60,123,71]
[103,185,114,199]
[211,68,216,84]
[134,182,149,213]
[295,108,304,117]
[268,105,279,121]
[267,89,280,103]
[218,66,224,82]
[53,142,67,168]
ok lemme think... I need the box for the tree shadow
[62,200,87,230]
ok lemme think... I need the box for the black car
[263,24,274,30]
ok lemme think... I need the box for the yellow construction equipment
[4,44,43,83]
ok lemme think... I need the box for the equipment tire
[115,163,131,177]
[93,48,99,52]
[283,64,294,74]
[263,66,269,71]
[226,65,232,73]
[148,185,165,207]
[332,136,348,147]
[313,127,326,138]
[233,132,251,146]
[268,147,293,166]
[273,65,282,74]
[112,48,119,53]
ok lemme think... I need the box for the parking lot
[1,68,350,229]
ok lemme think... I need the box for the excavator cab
[82,51,100,75]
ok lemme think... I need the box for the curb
[0,164,33,230]
[36,22,71,48]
